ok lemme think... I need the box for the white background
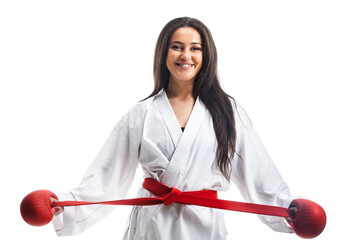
[1,0,359,239]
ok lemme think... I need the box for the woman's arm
[231,103,298,233]
[52,109,141,236]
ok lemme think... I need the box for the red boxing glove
[20,190,58,226]
[290,199,326,239]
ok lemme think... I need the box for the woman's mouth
[175,63,194,69]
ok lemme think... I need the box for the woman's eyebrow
[170,41,201,45]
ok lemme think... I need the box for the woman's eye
[192,47,202,51]
[171,45,182,50]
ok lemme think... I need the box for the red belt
[53,178,290,218]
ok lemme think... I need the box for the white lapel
[156,89,207,188]
[156,89,182,147]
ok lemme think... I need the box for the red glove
[20,190,57,226]
[290,199,326,239]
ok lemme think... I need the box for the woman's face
[166,27,203,85]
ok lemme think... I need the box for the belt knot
[161,187,182,206]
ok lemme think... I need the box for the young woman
[51,17,298,240]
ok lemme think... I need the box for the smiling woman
[22,17,325,240]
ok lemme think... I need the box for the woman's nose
[180,49,190,60]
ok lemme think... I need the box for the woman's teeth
[176,63,193,67]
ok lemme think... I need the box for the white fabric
[52,89,296,239]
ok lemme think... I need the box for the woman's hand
[286,206,299,227]
[50,197,64,216]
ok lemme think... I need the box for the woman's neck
[166,79,193,100]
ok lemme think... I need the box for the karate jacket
[52,89,296,239]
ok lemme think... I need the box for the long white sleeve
[231,104,297,233]
[52,110,141,236]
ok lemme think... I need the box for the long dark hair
[147,17,236,181]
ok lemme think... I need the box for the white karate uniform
[52,89,296,239]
